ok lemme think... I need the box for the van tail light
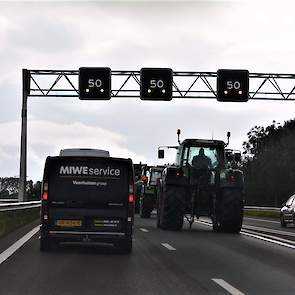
[129,194,134,203]
[128,174,135,221]
[41,182,49,223]
[42,182,49,201]
[42,191,48,201]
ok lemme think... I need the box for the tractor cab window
[150,171,162,185]
[187,146,221,169]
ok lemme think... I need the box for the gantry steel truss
[27,69,295,100]
[18,68,295,202]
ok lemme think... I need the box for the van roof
[59,149,110,157]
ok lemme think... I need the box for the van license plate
[56,220,82,227]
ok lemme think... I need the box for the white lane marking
[243,224,295,237]
[161,243,176,251]
[212,278,245,295]
[195,220,295,250]
[0,226,40,265]
[242,231,295,250]
[195,220,211,226]
[242,230,295,246]
[140,228,149,233]
[244,217,279,224]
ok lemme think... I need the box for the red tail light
[229,175,236,183]
[42,191,48,201]
[129,194,134,203]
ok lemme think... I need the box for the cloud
[0,120,147,180]
[1,1,295,179]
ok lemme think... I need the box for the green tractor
[156,130,244,233]
[139,166,165,218]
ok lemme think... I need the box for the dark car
[280,194,295,227]
[40,150,134,253]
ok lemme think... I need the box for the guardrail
[0,203,280,212]
[0,199,19,203]
[244,206,280,212]
[0,201,41,212]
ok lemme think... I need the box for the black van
[40,153,134,253]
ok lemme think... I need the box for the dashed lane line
[161,243,176,251]
[212,278,245,295]
[139,228,149,233]
[0,226,40,265]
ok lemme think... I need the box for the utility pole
[18,69,30,202]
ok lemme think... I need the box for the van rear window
[46,157,130,205]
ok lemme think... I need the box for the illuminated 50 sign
[140,68,173,101]
[79,67,111,100]
[217,69,249,102]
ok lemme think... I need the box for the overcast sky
[1,0,295,181]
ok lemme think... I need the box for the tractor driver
[192,148,213,170]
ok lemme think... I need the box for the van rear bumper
[41,228,131,244]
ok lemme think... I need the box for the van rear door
[44,156,133,234]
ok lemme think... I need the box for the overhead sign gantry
[19,67,295,201]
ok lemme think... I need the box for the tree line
[0,178,41,201]
[242,119,295,206]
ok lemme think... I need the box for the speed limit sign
[79,67,111,100]
[140,68,173,101]
[217,69,249,102]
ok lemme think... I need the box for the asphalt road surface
[0,215,295,295]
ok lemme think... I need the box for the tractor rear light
[129,184,134,193]
[43,214,48,220]
[229,175,236,183]
[176,169,183,177]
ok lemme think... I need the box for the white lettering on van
[60,166,70,174]
[59,165,121,177]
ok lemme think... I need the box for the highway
[0,215,295,295]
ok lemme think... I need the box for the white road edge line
[244,217,279,224]
[139,228,149,233]
[0,225,40,265]
[243,224,295,237]
[212,278,245,295]
[195,220,295,250]
[161,243,176,251]
[242,231,295,250]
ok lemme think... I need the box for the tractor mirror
[158,149,164,159]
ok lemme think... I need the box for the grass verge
[244,209,280,219]
[0,208,39,238]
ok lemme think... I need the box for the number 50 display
[217,69,249,102]
[140,68,173,101]
[79,67,111,100]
